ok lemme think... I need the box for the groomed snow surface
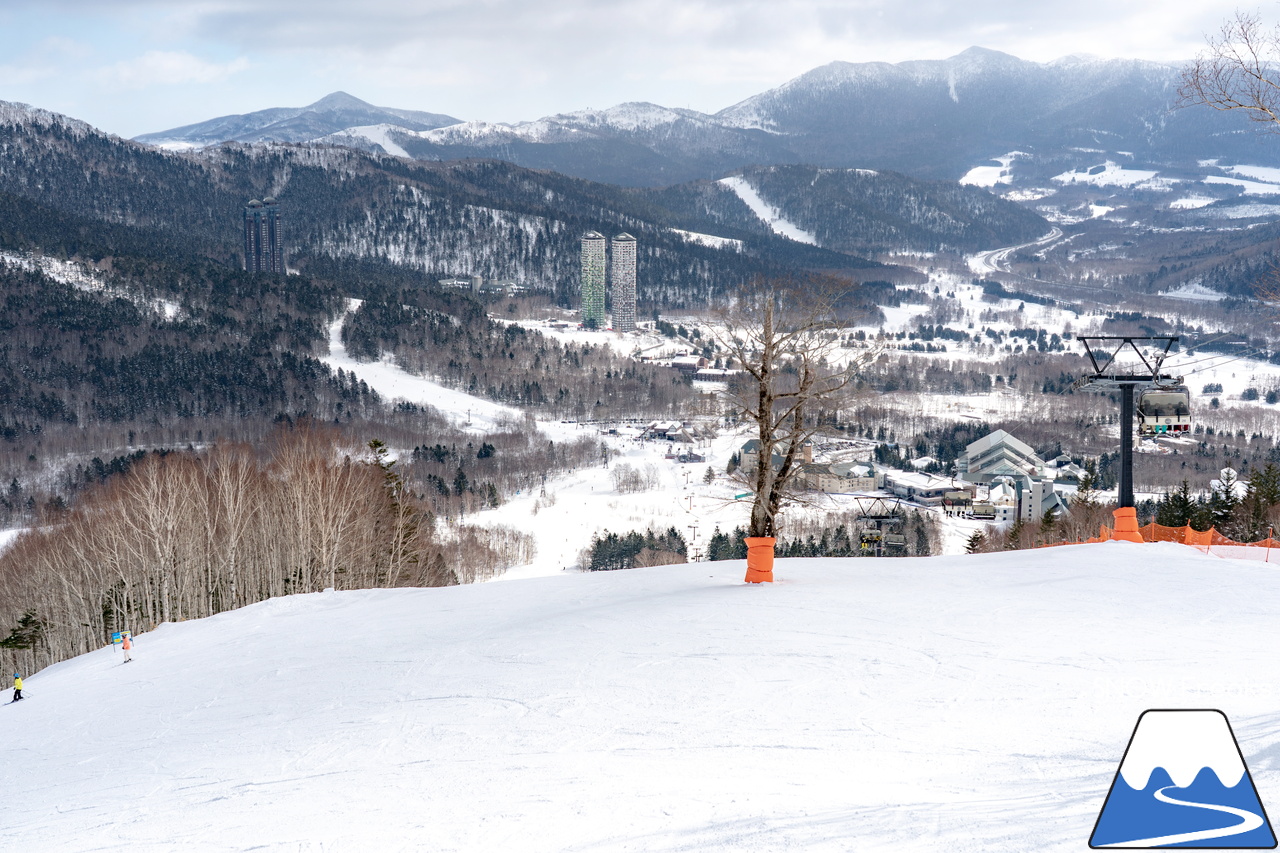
[959,152,1027,188]
[6,543,1280,851]
[717,176,818,246]
[320,300,525,435]
[333,124,411,158]
[1052,161,1165,190]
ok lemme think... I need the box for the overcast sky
[0,1,1259,137]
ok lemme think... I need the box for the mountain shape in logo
[1091,709,1276,848]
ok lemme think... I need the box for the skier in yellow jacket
[12,673,22,702]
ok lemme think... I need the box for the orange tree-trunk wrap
[1111,507,1144,543]
[744,536,776,583]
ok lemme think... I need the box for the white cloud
[101,50,249,89]
[0,64,57,86]
[0,0,1257,133]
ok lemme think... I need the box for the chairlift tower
[851,496,905,557]
[1076,336,1181,541]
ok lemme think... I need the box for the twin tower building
[243,200,633,330]
[243,198,285,274]
[580,231,636,332]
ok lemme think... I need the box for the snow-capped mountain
[387,101,794,186]
[134,91,459,149]
[681,164,1048,253]
[0,100,100,141]
[418,102,734,142]
[0,99,890,308]
[714,47,1253,180]
[134,48,1280,188]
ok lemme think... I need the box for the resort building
[243,198,284,274]
[610,233,637,332]
[580,231,606,327]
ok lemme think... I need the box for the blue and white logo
[1091,709,1276,848]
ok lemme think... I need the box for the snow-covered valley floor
[5,544,1280,851]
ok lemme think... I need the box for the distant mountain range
[7,94,1046,474]
[1,98,1046,298]
[135,91,459,149]
[135,48,1280,187]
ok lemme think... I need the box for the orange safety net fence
[1043,522,1280,558]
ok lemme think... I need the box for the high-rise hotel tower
[610,233,637,333]
[244,197,285,274]
[580,231,607,328]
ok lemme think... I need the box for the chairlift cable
[1163,348,1252,373]
[1175,332,1239,357]
[1173,358,1245,378]
[1163,351,1233,371]
[1174,346,1268,375]
[1166,342,1257,368]
[1164,346,1267,375]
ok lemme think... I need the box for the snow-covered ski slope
[321,301,525,434]
[5,543,1280,852]
[717,176,818,245]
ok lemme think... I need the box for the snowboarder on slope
[121,633,133,663]
[12,673,22,702]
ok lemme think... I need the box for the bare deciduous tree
[714,276,876,539]
[0,425,536,677]
[1179,12,1280,127]
[610,462,659,494]
[1179,13,1280,305]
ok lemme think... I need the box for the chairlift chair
[1136,384,1191,436]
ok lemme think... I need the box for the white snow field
[958,152,1027,188]
[0,527,23,553]
[5,543,1280,852]
[1051,162,1167,190]
[717,176,818,246]
[320,301,525,434]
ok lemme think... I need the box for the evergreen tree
[831,524,853,556]
[1251,462,1280,507]
[1073,470,1098,510]
[588,527,688,570]
[1155,480,1196,528]
[1041,507,1057,532]
[912,512,932,556]
[1209,467,1241,533]
[0,610,44,651]
[1238,479,1270,542]
[1004,516,1025,550]
[1189,499,1215,532]
[1235,463,1280,541]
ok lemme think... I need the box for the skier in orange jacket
[121,634,133,663]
